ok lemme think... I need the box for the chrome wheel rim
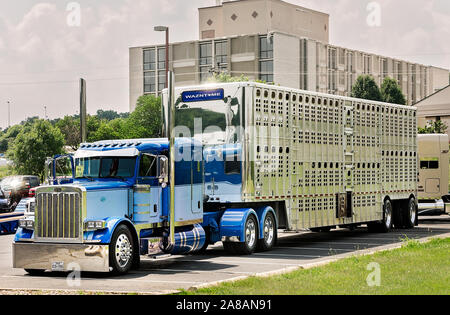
[409,201,416,225]
[385,202,392,228]
[115,234,132,268]
[246,218,256,248]
[264,216,274,245]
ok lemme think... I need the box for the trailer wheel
[109,225,134,275]
[257,212,277,251]
[402,198,417,229]
[368,199,393,233]
[223,215,258,255]
[393,201,404,229]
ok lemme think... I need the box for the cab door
[134,154,160,224]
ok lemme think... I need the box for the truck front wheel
[110,225,134,275]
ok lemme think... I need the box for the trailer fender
[83,217,138,245]
[255,206,277,240]
[219,208,258,242]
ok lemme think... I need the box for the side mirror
[158,156,169,185]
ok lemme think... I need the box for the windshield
[75,157,137,179]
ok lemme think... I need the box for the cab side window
[139,154,157,177]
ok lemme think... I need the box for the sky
[0,0,449,129]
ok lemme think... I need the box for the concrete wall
[199,0,329,43]
[273,33,300,89]
[129,47,144,112]
[430,67,450,93]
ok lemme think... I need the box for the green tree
[0,125,24,153]
[90,118,127,142]
[86,115,102,142]
[418,120,448,134]
[124,95,162,139]
[351,75,382,102]
[381,77,407,105]
[55,116,80,151]
[96,109,120,121]
[6,120,65,179]
[207,72,250,83]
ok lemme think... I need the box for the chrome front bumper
[418,199,446,214]
[13,242,110,273]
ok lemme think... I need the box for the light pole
[154,26,169,89]
[6,101,10,128]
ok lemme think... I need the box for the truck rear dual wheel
[368,199,393,233]
[394,198,417,229]
[402,198,417,229]
[109,225,134,275]
[223,215,258,255]
[257,212,277,252]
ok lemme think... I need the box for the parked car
[0,187,12,212]
[0,176,40,211]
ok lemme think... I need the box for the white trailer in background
[418,134,450,215]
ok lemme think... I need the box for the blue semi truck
[13,81,418,275]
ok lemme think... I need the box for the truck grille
[36,192,81,239]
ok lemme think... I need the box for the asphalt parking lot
[0,215,449,294]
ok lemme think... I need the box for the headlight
[84,220,106,231]
[27,201,36,214]
[19,219,34,230]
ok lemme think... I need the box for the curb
[187,232,450,292]
[0,287,181,296]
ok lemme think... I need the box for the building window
[328,48,337,70]
[215,41,228,66]
[200,67,211,83]
[200,42,213,66]
[143,49,156,71]
[158,48,166,70]
[259,36,273,83]
[259,36,273,59]
[158,71,166,91]
[144,72,156,93]
[259,60,273,83]
[395,62,402,82]
[199,42,213,82]
[347,52,354,72]
[381,59,388,79]
[364,55,371,74]
[328,70,336,91]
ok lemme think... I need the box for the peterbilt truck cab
[13,138,209,274]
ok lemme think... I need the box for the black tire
[109,225,134,275]
[393,200,405,229]
[402,198,417,229]
[257,212,277,252]
[25,269,46,276]
[368,199,393,233]
[223,215,258,255]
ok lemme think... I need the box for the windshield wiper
[109,176,127,182]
